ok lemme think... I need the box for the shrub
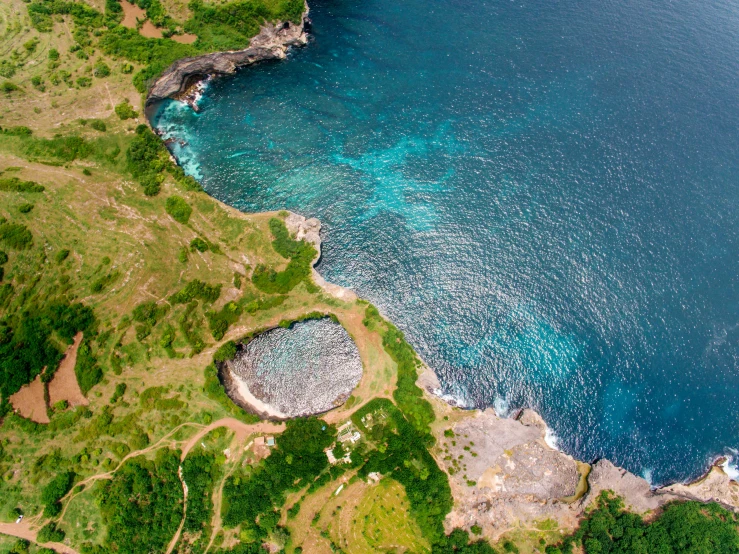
[190,237,208,252]
[213,340,237,363]
[2,126,32,136]
[170,279,221,304]
[75,339,103,394]
[18,203,33,214]
[0,61,15,78]
[76,77,92,88]
[251,218,317,294]
[0,220,33,249]
[1,81,20,93]
[115,101,137,120]
[89,119,107,132]
[177,246,188,263]
[165,195,192,224]
[48,48,59,61]
[41,471,75,515]
[0,177,44,192]
[93,61,111,78]
[55,249,70,263]
[126,125,167,195]
[31,76,45,92]
[37,522,65,543]
[0,251,7,265]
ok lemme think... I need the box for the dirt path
[0,522,80,554]
[166,419,285,554]
[180,418,284,461]
[165,466,189,554]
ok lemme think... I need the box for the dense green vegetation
[40,471,75,517]
[352,399,452,546]
[0,301,95,398]
[252,218,317,294]
[74,338,104,395]
[125,125,170,196]
[0,220,33,250]
[180,451,220,551]
[170,279,222,305]
[94,449,183,554]
[202,363,259,423]
[364,304,435,439]
[546,492,739,554]
[222,418,335,539]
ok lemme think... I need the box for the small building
[265,436,275,447]
[326,449,337,464]
[254,436,265,446]
[367,472,381,484]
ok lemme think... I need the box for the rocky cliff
[146,10,310,106]
[418,368,739,541]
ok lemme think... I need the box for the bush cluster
[170,279,221,305]
[252,218,317,294]
[165,195,192,224]
[126,125,168,195]
[546,492,739,554]
[0,177,45,192]
[0,219,33,250]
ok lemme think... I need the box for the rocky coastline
[143,7,739,542]
[145,5,310,108]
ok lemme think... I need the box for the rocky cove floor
[222,317,363,419]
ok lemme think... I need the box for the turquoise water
[154,0,739,484]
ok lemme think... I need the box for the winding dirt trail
[164,418,285,554]
[32,417,286,554]
[0,521,79,554]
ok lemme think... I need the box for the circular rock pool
[224,318,363,418]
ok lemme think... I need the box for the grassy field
[0,1,400,546]
[286,475,430,554]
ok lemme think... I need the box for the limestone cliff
[146,10,310,106]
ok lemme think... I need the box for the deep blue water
[154,0,739,484]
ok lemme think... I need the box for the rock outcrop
[146,10,310,106]
[284,211,358,302]
[426,379,739,541]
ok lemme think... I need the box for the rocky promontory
[146,9,310,106]
[418,366,739,541]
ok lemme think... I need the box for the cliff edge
[146,9,310,106]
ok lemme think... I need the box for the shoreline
[143,11,738,502]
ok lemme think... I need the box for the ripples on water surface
[154,0,739,483]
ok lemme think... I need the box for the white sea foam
[493,395,510,418]
[721,451,739,481]
[544,426,560,451]
[642,468,654,486]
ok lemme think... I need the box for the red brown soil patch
[10,375,49,424]
[49,332,89,408]
[120,0,146,28]
[140,20,163,38]
[172,33,198,44]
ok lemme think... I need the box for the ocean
[153,0,739,484]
